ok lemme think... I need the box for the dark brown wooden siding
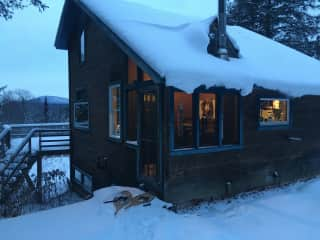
[164,88,320,203]
[68,16,137,190]
[67,9,320,203]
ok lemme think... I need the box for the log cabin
[55,0,320,202]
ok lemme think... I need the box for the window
[174,92,193,149]
[73,167,92,193]
[74,88,89,129]
[259,98,289,126]
[74,102,89,129]
[143,72,152,81]
[74,168,82,183]
[83,175,93,193]
[109,85,121,138]
[80,30,85,63]
[126,90,138,143]
[199,93,218,146]
[172,90,241,152]
[128,59,137,84]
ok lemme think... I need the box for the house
[55,0,320,202]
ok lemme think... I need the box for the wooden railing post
[6,130,11,149]
[0,139,4,158]
[28,137,32,155]
[36,155,43,203]
[39,131,42,152]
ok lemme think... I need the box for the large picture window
[109,85,121,138]
[74,102,89,129]
[174,92,193,149]
[172,90,241,153]
[259,98,289,126]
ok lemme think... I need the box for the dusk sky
[0,0,68,98]
[0,0,216,99]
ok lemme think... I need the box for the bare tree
[0,0,48,20]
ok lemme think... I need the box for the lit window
[109,85,121,138]
[126,90,138,143]
[199,93,218,146]
[174,92,193,149]
[143,72,152,81]
[172,90,241,152]
[259,98,289,126]
[74,102,89,129]
[128,59,137,84]
[80,31,85,63]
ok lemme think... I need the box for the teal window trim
[257,97,292,130]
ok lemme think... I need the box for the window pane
[110,86,121,138]
[223,94,239,145]
[128,59,137,84]
[174,92,193,149]
[127,90,137,142]
[259,99,289,125]
[199,93,218,146]
[74,102,89,128]
[143,72,152,81]
[80,31,85,63]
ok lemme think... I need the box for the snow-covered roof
[80,0,320,97]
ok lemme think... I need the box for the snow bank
[80,0,320,97]
[1,180,320,239]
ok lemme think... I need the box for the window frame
[109,84,122,140]
[73,101,90,130]
[258,98,290,129]
[124,58,155,147]
[169,88,243,156]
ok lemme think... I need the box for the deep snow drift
[1,179,320,240]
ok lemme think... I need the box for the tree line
[0,86,69,124]
[228,0,320,59]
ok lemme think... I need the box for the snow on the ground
[28,155,70,200]
[29,155,70,179]
[79,0,320,97]
[1,179,320,240]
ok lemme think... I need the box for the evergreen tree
[44,96,48,123]
[228,0,320,59]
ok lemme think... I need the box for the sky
[0,0,68,98]
[0,0,218,99]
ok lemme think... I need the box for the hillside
[28,96,69,105]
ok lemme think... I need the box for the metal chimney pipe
[218,0,229,60]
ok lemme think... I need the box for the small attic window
[259,98,290,127]
[80,30,85,63]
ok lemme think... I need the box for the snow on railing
[6,122,69,138]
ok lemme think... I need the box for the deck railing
[8,122,69,138]
[0,128,70,203]
[0,125,11,158]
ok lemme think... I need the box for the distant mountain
[29,96,69,105]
